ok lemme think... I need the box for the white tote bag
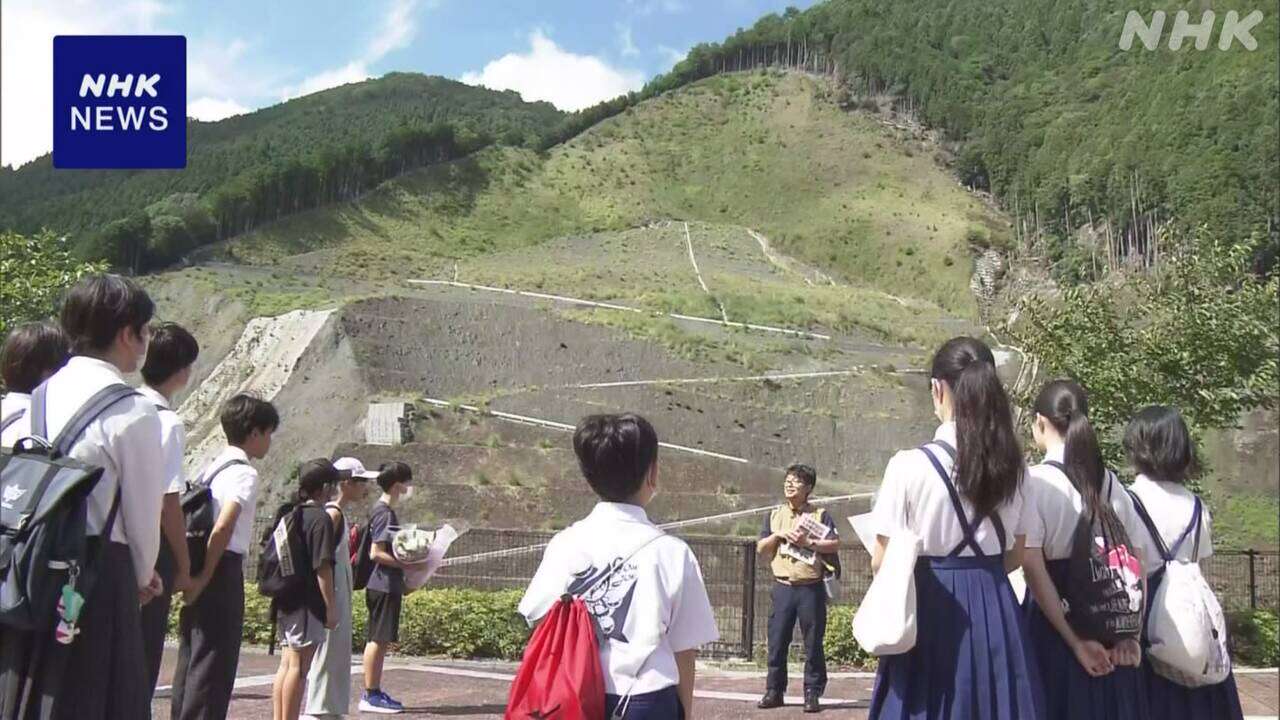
[853,529,921,656]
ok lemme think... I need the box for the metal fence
[432,529,1279,659]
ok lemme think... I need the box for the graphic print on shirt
[567,556,639,643]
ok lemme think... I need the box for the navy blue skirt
[605,686,684,720]
[1140,572,1244,720]
[1024,559,1149,720]
[870,555,1046,720]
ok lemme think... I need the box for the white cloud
[617,23,639,57]
[1,0,171,168]
[460,30,645,112]
[189,96,250,121]
[279,0,421,101]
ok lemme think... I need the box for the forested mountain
[551,0,1278,277]
[0,73,563,272]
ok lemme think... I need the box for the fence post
[1247,550,1258,610]
[742,542,757,659]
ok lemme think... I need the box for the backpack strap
[194,458,250,491]
[1168,497,1203,560]
[30,382,139,459]
[577,530,667,599]
[932,439,957,462]
[920,443,990,557]
[1126,489,1172,562]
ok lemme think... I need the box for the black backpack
[351,521,375,591]
[256,503,311,609]
[182,458,248,575]
[0,382,137,632]
[1047,462,1145,645]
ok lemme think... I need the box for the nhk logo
[53,35,186,169]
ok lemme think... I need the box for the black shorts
[366,589,402,644]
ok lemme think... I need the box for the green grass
[560,308,780,372]
[1209,491,1280,550]
[228,72,1000,317]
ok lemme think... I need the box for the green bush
[823,605,877,671]
[1228,609,1280,668]
[168,585,528,660]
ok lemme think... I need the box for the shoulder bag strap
[196,458,250,490]
[0,408,24,433]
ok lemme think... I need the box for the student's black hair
[219,394,280,445]
[297,458,339,501]
[930,337,1023,520]
[1124,405,1199,484]
[573,413,659,503]
[1,321,71,393]
[786,463,817,488]
[59,274,154,355]
[1035,380,1106,518]
[377,461,413,493]
[141,322,200,387]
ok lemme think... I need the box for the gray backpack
[0,382,137,632]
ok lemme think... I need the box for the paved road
[151,647,1278,719]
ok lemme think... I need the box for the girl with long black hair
[868,337,1044,720]
[1022,380,1150,720]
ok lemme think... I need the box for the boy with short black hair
[360,461,414,714]
[138,321,200,699]
[519,413,719,719]
[171,393,280,720]
[0,275,165,720]
[0,320,71,448]
[272,458,339,720]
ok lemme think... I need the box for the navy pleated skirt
[1140,571,1244,720]
[1024,559,1149,720]
[870,555,1046,720]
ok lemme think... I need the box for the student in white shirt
[171,393,279,720]
[0,321,70,448]
[1124,406,1244,720]
[1021,380,1150,720]
[138,322,200,700]
[867,337,1043,720]
[0,275,166,720]
[520,414,719,720]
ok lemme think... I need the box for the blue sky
[1,0,819,167]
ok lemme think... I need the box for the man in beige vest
[755,464,840,714]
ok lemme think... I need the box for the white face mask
[400,485,414,500]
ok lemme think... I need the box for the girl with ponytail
[1023,380,1152,720]
[868,337,1044,720]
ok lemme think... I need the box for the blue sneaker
[359,690,404,714]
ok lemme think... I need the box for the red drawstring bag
[505,594,607,720]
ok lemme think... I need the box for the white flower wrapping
[391,523,463,590]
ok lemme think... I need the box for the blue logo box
[53,35,186,169]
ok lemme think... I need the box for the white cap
[333,457,380,479]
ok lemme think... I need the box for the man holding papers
[756,464,840,714]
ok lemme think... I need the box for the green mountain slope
[559,0,1277,276]
[0,73,564,270]
[225,72,1001,318]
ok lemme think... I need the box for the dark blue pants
[766,581,828,695]
[605,686,684,719]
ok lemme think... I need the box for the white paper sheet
[847,513,879,556]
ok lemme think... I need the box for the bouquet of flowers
[392,525,434,565]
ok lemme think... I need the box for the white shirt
[137,385,187,495]
[1022,445,1149,561]
[1127,474,1213,575]
[519,503,720,695]
[0,392,31,448]
[198,445,260,555]
[41,356,165,588]
[870,422,1027,556]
